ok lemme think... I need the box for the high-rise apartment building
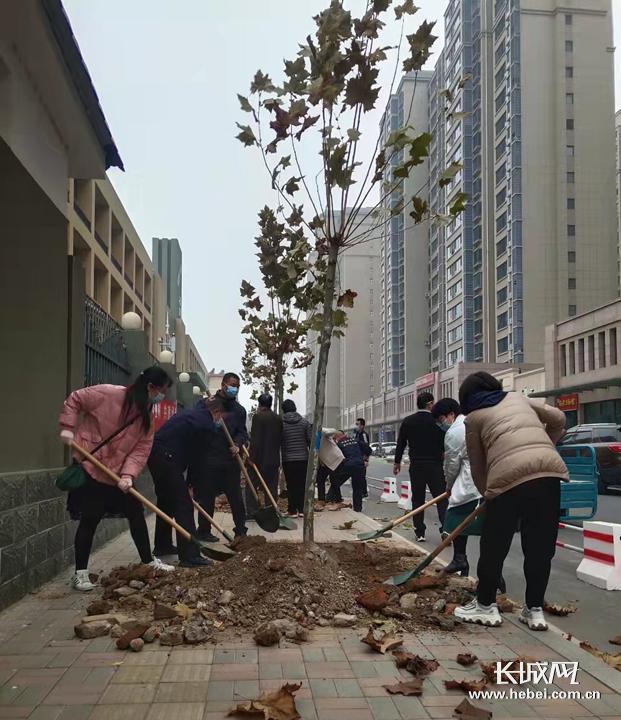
[153,237,183,322]
[616,109,621,288]
[379,71,433,391]
[428,0,617,371]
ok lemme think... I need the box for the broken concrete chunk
[74,620,112,639]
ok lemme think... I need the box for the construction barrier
[397,479,412,511]
[380,476,399,503]
[576,521,621,591]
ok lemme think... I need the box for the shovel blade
[385,568,420,586]
[254,507,280,534]
[193,537,237,561]
[356,530,383,541]
[278,515,297,531]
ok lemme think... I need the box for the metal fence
[84,297,131,387]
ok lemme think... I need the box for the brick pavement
[0,510,619,720]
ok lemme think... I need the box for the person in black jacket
[191,373,249,540]
[148,399,223,566]
[247,394,282,519]
[354,418,372,499]
[393,391,448,542]
[281,399,312,516]
[326,431,370,512]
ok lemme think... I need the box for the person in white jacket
[433,399,506,592]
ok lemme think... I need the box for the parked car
[370,442,382,457]
[557,423,621,494]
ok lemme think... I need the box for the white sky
[64,0,621,411]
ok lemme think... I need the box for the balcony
[94,230,108,253]
[124,272,134,289]
[74,203,91,230]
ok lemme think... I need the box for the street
[350,457,621,651]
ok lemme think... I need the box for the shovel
[71,442,236,562]
[242,447,297,531]
[385,501,487,586]
[191,498,235,544]
[357,492,449,541]
[219,422,280,533]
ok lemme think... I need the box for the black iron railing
[84,297,130,387]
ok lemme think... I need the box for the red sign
[415,372,436,390]
[557,394,579,412]
[152,400,178,432]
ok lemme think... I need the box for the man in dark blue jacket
[326,431,368,512]
[148,399,223,566]
[190,373,249,540]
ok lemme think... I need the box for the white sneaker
[149,557,175,572]
[72,569,96,592]
[519,606,548,631]
[454,599,502,627]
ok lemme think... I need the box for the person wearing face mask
[59,367,174,591]
[192,373,249,540]
[353,418,372,499]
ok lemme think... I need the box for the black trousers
[282,460,307,514]
[195,462,247,537]
[327,464,365,512]
[246,463,279,517]
[477,477,560,608]
[410,462,448,535]
[147,448,198,562]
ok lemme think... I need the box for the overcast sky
[64,0,621,411]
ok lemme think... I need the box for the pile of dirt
[80,540,477,648]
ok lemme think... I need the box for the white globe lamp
[159,350,173,364]
[192,385,201,396]
[178,372,190,383]
[121,312,141,331]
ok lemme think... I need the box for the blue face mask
[439,420,451,431]
[151,392,165,404]
[225,385,238,398]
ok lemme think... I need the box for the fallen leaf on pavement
[228,682,302,720]
[383,678,424,696]
[357,587,389,611]
[496,596,515,613]
[334,520,357,530]
[456,653,477,666]
[362,624,403,654]
[610,636,621,646]
[445,679,488,693]
[544,602,576,617]
[480,657,536,684]
[453,698,492,719]
[579,642,621,671]
[392,650,439,676]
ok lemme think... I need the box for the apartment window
[497,312,508,330]
[474,295,483,313]
[567,224,576,236]
[447,236,462,258]
[599,332,607,368]
[474,319,483,336]
[447,325,463,344]
[497,286,508,305]
[611,328,618,365]
[447,257,463,279]
[568,278,576,290]
[496,212,507,232]
[560,345,567,377]
[569,304,577,316]
[565,14,572,25]
[496,237,507,257]
[497,261,508,281]
[495,113,506,136]
[565,40,573,52]
[568,251,576,263]
[497,337,509,355]
[578,338,585,372]
[565,66,573,78]
[567,171,575,183]
[448,348,464,366]
[447,280,463,300]
[569,341,576,374]
[496,188,507,207]
[567,198,575,210]
[566,145,575,157]
[566,93,574,104]
[566,119,574,130]
[588,335,595,369]
[447,302,463,322]
[496,163,506,184]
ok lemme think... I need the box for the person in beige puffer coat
[453,371,568,631]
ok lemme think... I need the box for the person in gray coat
[281,399,312,517]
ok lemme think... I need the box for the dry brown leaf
[445,678,488,693]
[456,653,477,667]
[609,636,621,646]
[453,698,492,719]
[362,625,403,654]
[496,596,515,613]
[383,678,424,696]
[357,587,389,612]
[543,602,576,617]
[392,650,439,676]
[480,656,536,684]
[228,682,302,720]
[579,641,621,671]
[335,520,357,530]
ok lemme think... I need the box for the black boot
[444,554,469,577]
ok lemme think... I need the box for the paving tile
[213,649,235,664]
[296,697,318,720]
[258,664,282,680]
[160,665,211,683]
[233,680,260,699]
[167,649,214,665]
[110,666,164,684]
[58,706,93,720]
[302,648,325,662]
[334,680,363,698]
[27,708,63,720]
[322,648,347,662]
[351,662,379,679]
[206,681,235,700]
[314,698,369,709]
[305,662,353,679]
[41,688,102,706]
[316,709,373,720]
[99,683,157,704]
[257,649,304,662]
[367,697,401,720]
[89,705,149,720]
[145,703,205,720]
[0,707,33,718]
[121,653,168,667]
[235,649,258,664]
[203,713,231,720]
[154,681,208,703]
[210,663,257,681]
[309,679,338,698]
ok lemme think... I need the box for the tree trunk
[302,243,339,543]
[275,359,284,416]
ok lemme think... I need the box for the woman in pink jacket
[59,366,173,591]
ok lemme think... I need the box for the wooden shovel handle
[219,421,260,502]
[422,502,486,568]
[191,498,232,541]
[71,441,192,542]
[390,492,449,530]
[242,446,280,512]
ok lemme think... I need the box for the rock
[433,599,446,613]
[332,613,357,628]
[116,622,150,650]
[357,587,389,612]
[218,590,234,606]
[143,626,159,643]
[318,618,330,627]
[129,580,145,590]
[111,625,124,639]
[113,586,137,599]
[129,638,144,652]
[80,613,134,626]
[272,618,308,642]
[159,627,184,646]
[404,574,447,593]
[86,599,112,616]
[184,623,210,645]
[154,602,178,620]
[399,593,418,611]
[75,620,111,639]
[254,622,281,647]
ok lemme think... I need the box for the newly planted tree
[237,0,464,540]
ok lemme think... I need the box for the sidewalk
[0,510,619,720]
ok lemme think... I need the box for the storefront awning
[529,377,621,398]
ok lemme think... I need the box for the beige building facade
[616,109,621,289]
